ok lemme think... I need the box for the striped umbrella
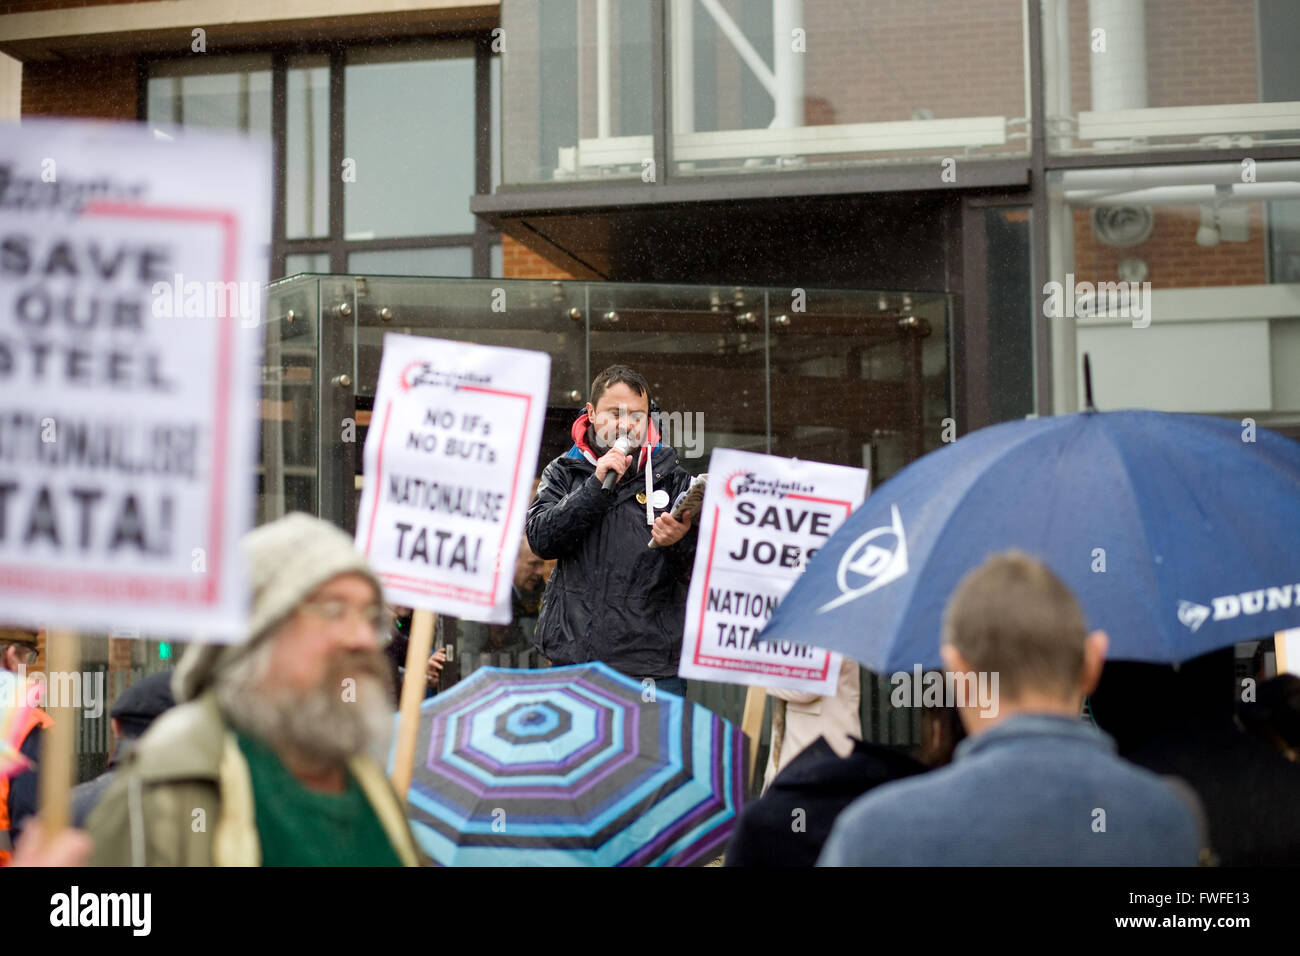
[397,662,746,866]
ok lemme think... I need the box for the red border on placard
[691,492,855,681]
[0,202,239,607]
[362,380,533,607]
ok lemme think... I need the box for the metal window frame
[476,0,1300,425]
[138,31,501,281]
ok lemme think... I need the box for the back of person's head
[916,701,966,767]
[110,670,176,739]
[0,627,39,672]
[589,365,649,406]
[941,550,1089,703]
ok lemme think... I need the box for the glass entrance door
[261,274,951,739]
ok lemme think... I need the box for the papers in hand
[648,474,707,549]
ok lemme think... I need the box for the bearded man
[526,365,697,696]
[87,513,420,866]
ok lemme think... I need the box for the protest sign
[679,449,868,694]
[356,333,550,623]
[0,120,268,641]
[1278,629,1300,677]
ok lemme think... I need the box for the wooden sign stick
[390,608,435,804]
[741,685,767,790]
[37,629,80,844]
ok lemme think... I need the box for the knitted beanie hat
[172,512,385,703]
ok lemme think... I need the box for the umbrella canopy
[761,409,1300,672]
[397,662,746,866]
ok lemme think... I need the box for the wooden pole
[740,686,766,790]
[390,608,435,804]
[37,629,80,844]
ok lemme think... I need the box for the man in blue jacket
[526,365,697,696]
[818,551,1206,866]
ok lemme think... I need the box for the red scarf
[569,410,660,470]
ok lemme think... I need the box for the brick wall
[21,54,138,118]
[107,637,134,674]
[1073,204,1269,289]
[1066,0,1260,112]
[801,0,1027,125]
[502,235,573,279]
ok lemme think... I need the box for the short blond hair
[941,551,1087,701]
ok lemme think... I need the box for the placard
[356,333,550,623]
[679,449,868,693]
[0,120,268,641]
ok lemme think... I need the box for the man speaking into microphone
[526,365,698,696]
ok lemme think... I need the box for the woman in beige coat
[761,657,862,793]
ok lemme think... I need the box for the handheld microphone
[601,437,632,493]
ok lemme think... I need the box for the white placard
[679,449,869,694]
[0,120,268,641]
[355,333,550,623]
[1279,629,1300,677]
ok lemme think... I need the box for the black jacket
[7,724,42,846]
[1123,721,1300,866]
[1092,653,1300,866]
[724,736,927,867]
[526,442,699,679]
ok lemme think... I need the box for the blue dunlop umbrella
[396,662,746,866]
[761,408,1300,672]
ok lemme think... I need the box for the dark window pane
[286,56,330,239]
[986,207,1034,423]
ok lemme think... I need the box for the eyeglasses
[298,601,396,643]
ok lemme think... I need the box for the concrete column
[0,52,22,121]
[771,0,803,128]
[1088,0,1147,147]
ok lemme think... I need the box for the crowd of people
[3,364,1298,867]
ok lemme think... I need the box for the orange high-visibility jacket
[0,707,52,865]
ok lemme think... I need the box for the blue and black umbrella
[396,662,746,866]
[761,408,1300,671]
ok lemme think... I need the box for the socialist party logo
[818,504,909,613]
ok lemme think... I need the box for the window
[1042,0,1300,155]
[347,247,474,277]
[286,56,330,240]
[147,55,272,134]
[146,39,500,282]
[344,43,477,239]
